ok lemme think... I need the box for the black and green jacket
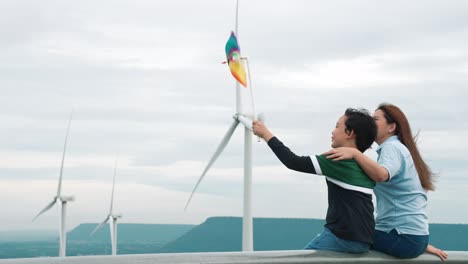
[268,136,375,245]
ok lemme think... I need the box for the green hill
[0,223,196,258]
[160,217,468,253]
[1,217,467,259]
[160,217,325,252]
[67,223,196,255]
[68,223,195,243]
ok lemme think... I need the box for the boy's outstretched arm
[253,121,316,174]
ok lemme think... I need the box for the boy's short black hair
[344,108,377,152]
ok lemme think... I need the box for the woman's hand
[426,244,448,261]
[325,146,389,182]
[322,147,359,161]
[252,121,274,142]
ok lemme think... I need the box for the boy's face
[331,115,350,148]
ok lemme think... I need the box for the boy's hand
[323,147,358,161]
[252,121,274,142]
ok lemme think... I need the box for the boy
[252,108,377,253]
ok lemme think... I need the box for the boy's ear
[345,129,356,139]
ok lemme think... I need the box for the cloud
[0,0,467,230]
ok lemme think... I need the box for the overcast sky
[1,0,467,232]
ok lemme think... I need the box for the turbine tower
[185,0,260,252]
[91,155,122,256]
[33,111,75,257]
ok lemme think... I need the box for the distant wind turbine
[185,0,262,252]
[33,111,75,257]
[91,155,122,256]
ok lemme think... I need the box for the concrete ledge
[0,250,466,264]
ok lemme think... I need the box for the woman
[324,103,448,260]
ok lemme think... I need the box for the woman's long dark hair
[377,103,435,191]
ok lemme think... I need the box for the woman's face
[373,109,395,144]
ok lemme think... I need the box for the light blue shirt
[374,135,429,235]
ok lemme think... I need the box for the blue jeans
[372,229,428,259]
[304,228,370,253]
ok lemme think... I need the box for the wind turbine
[33,111,75,257]
[185,0,261,252]
[90,155,122,256]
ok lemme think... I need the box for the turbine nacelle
[235,114,253,130]
[59,196,75,202]
[111,214,123,220]
[235,113,265,130]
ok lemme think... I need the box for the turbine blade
[32,198,57,222]
[57,110,74,197]
[185,119,239,210]
[109,154,118,214]
[90,216,110,236]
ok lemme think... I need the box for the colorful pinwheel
[225,31,247,87]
